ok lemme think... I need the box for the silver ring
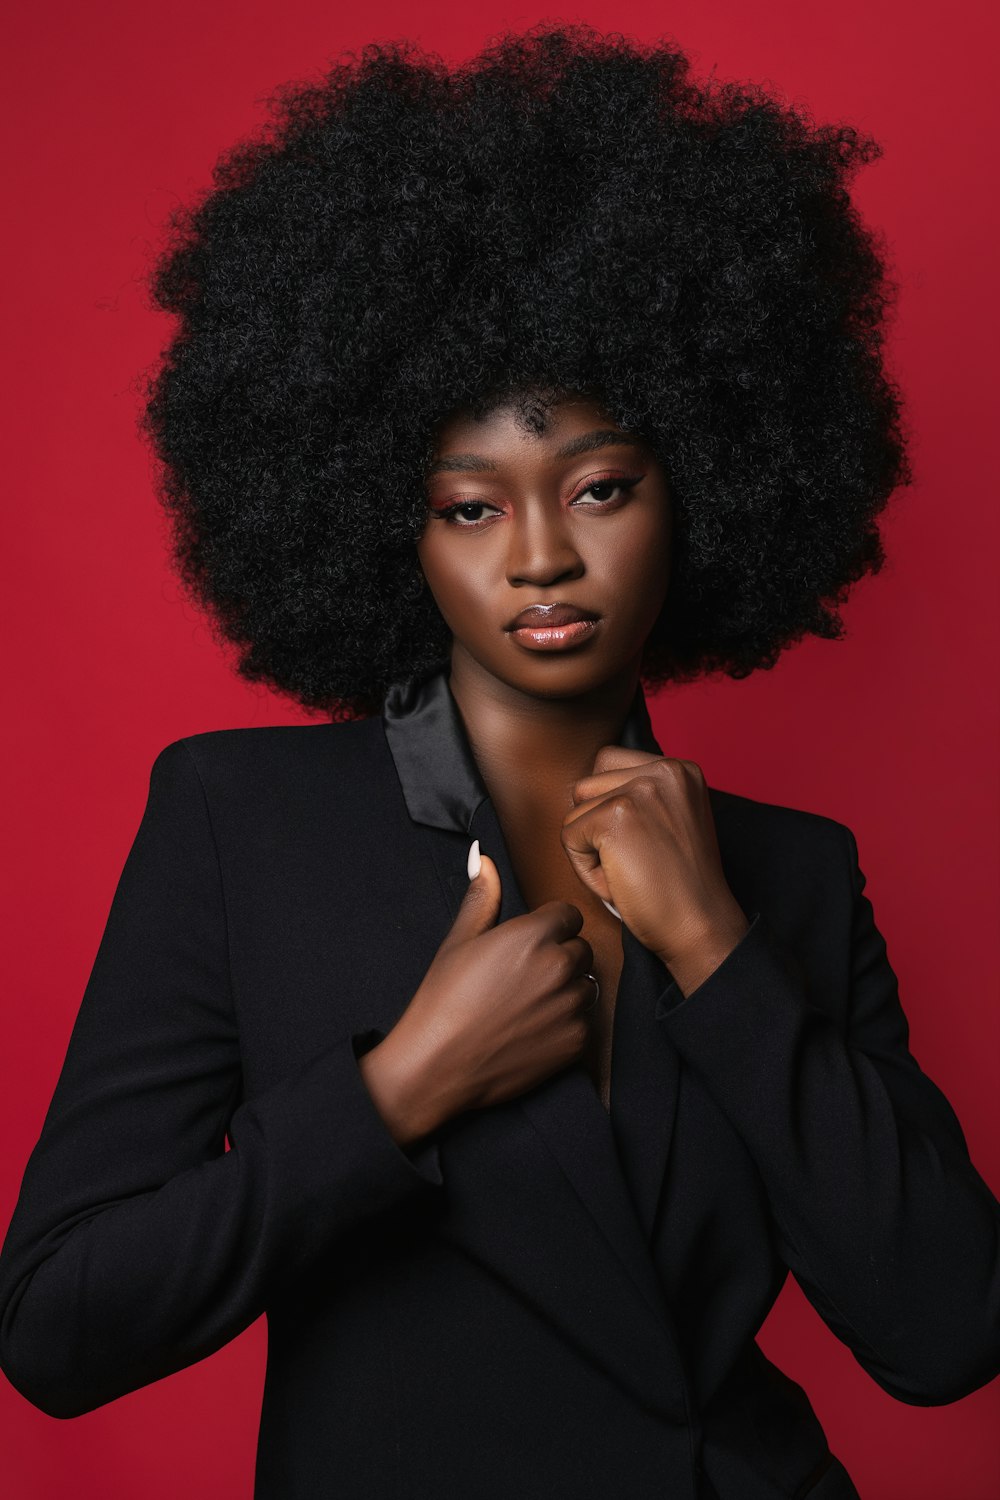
[582,971,601,1011]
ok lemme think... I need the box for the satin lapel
[425,799,691,1421]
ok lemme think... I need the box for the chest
[499,815,626,1111]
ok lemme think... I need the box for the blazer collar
[382,661,664,833]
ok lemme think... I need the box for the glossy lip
[504,601,600,631]
[508,618,600,651]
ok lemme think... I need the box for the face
[416,393,673,699]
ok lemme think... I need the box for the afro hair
[139,21,911,720]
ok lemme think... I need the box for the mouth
[504,602,601,652]
[505,602,600,630]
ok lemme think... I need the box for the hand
[560,747,750,992]
[369,852,600,1133]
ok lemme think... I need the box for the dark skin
[359,392,750,1142]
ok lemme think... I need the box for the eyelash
[431,474,644,528]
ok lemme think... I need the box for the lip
[507,618,601,651]
[505,602,600,631]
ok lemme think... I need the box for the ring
[582,971,601,1011]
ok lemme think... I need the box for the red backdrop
[3,3,998,1497]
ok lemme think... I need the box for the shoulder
[708,781,850,841]
[707,781,854,883]
[173,716,383,765]
[149,717,392,806]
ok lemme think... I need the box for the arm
[655,822,1000,1405]
[0,740,444,1419]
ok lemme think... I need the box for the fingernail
[467,839,481,880]
[602,898,622,920]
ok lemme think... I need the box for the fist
[560,746,749,984]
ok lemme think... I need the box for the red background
[3,3,998,1497]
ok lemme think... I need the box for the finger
[576,973,601,1015]
[591,745,663,774]
[445,850,502,941]
[563,773,664,829]
[559,934,595,972]
[571,759,667,805]
[558,807,615,904]
[531,899,585,941]
[561,789,615,828]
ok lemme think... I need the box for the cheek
[601,510,671,607]
[415,534,452,594]
[416,538,491,627]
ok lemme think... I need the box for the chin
[497,648,634,699]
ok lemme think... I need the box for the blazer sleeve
[655,821,1000,1407]
[0,739,445,1420]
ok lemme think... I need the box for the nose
[505,503,584,588]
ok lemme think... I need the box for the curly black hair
[139,21,911,721]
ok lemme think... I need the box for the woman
[0,23,997,1500]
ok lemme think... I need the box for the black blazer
[1,664,997,1500]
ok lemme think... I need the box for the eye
[433,500,505,528]
[571,477,642,506]
[428,473,643,529]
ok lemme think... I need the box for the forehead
[427,394,632,469]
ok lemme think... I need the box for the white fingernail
[602,898,622,920]
[467,839,481,880]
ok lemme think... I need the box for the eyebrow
[425,429,649,478]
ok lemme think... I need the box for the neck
[446,644,642,814]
